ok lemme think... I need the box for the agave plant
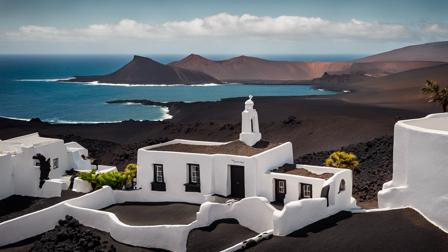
[422,80,448,112]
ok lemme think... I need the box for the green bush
[95,172,127,190]
[78,169,127,190]
[324,151,359,170]
[78,169,97,183]
[124,163,137,181]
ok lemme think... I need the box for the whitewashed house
[379,113,448,232]
[0,133,91,199]
[137,96,354,208]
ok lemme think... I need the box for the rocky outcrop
[68,55,221,85]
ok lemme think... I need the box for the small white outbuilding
[0,133,91,199]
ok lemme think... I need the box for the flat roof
[151,140,281,157]
[0,133,61,154]
[273,164,334,180]
[404,116,448,132]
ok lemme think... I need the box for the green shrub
[324,151,359,170]
[95,172,127,190]
[124,163,137,181]
[78,169,97,183]
[78,169,127,190]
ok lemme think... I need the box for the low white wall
[0,203,68,247]
[72,177,93,193]
[197,197,276,233]
[273,198,327,236]
[0,188,276,251]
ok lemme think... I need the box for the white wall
[254,142,294,201]
[379,113,448,232]
[0,154,14,199]
[137,140,294,199]
[0,187,275,252]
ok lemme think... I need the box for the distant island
[67,55,221,85]
[66,41,448,85]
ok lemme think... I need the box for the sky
[0,0,447,55]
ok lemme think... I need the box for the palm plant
[422,80,448,112]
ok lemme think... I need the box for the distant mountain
[357,41,448,62]
[68,55,221,85]
[170,54,352,82]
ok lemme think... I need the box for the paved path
[102,202,200,225]
[187,219,257,252]
[246,208,448,251]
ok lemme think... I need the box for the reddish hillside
[357,41,448,62]
[171,54,444,82]
[171,54,353,82]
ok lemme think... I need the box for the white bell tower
[239,95,261,146]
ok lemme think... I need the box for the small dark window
[52,158,59,169]
[151,164,166,191]
[339,179,346,193]
[185,164,201,192]
[300,183,312,199]
[251,119,254,132]
[153,164,164,183]
[188,164,200,184]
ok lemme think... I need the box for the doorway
[230,165,245,198]
[274,179,287,203]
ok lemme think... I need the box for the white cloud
[3,13,420,42]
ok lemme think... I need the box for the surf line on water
[0,106,173,124]
[17,78,226,87]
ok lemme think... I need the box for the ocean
[0,54,361,123]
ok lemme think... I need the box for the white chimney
[239,95,261,146]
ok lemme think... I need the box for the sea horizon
[0,54,345,123]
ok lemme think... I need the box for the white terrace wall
[196,197,276,233]
[0,187,276,252]
[0,154,14,199]
[379,114,448,232]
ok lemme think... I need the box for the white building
[0,133,91,199]
[379,113,448,232]
[137,96,354,208]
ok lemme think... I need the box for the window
[251,119,254,132]
[151,164,166,191]
[278,180,286,194]
[300,183,312,199]
[153,164,164,183]
[189,164,200,184]
[339,179,346,193]
[52,158,59,169]
[34,159,40,167]
[185,164,201,192]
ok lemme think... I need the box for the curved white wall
[379,113,448,232]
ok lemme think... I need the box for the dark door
[320,185,330,207]
[230,165,245,198]
[274,179,287,203]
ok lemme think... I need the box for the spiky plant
[324,151,359,170]
[422,80,448,112]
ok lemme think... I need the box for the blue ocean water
[0,55,359,123]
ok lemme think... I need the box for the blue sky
[0,0,447,54]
